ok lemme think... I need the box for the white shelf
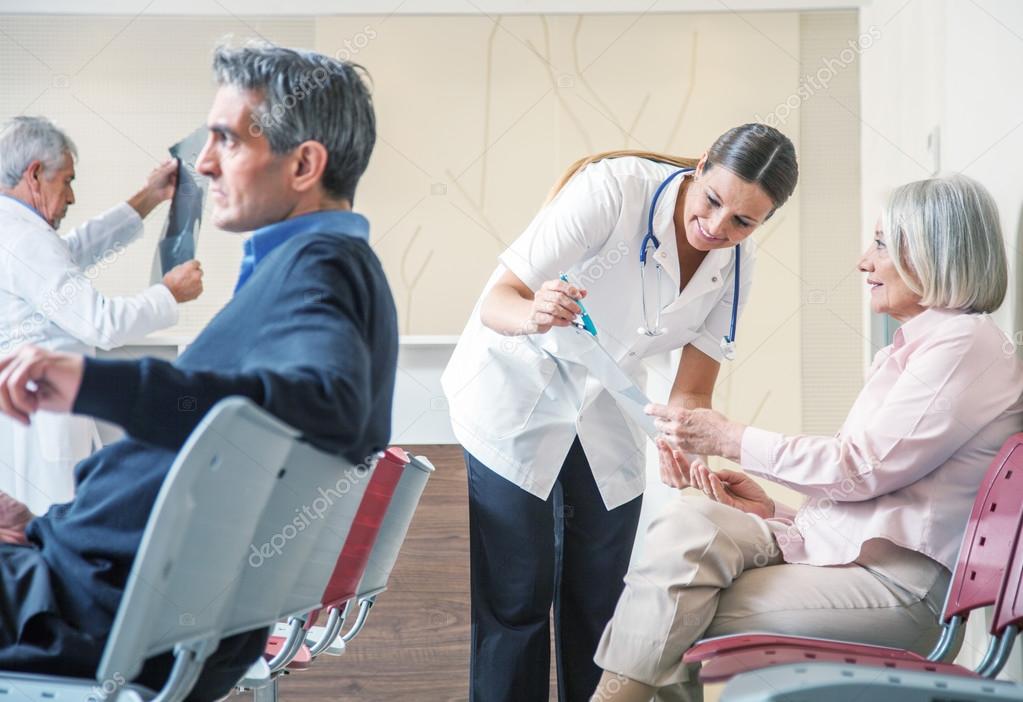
[399,335,460,346]
[122,335,193,348]
[121,334,460,348]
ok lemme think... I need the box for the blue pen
[559,273,597,337]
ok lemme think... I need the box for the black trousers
[0,543,268,701]
[466,438,643,702]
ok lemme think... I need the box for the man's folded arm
[71,247,375,452]
[72,355,371,453]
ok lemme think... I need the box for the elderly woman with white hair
[590,174,1023,702]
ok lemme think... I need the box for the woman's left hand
[645,403,745,460]
[690,461,775,519]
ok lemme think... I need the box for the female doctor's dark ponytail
[705,123,798,212]
[545,124,797,209]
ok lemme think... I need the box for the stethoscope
[638,167,741,361]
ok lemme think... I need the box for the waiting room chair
[247,446,434,700]
[721,447,1023,700]
[686,433,1023,686]
[0,396,367,702]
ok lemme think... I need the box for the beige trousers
[593,493,951,701]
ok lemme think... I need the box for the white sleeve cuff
[113,201,143,226]
[689,332,725,363]
[146,284,179,327]
[741,425,784,477]
[498,250,545,292]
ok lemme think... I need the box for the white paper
[544,326,658,439]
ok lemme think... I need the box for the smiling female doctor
[441,124,798,701]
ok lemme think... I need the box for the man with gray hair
[0,44,396,699]
[0,116,204,513]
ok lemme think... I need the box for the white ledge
[118,334,461,348]
[399,335,460,346]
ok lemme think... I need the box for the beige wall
[0,15,316,338]
[0,11,869,461]
[316,13,810,468]
[797,11,863,435]
[318,13,805,335]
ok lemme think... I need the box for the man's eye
[875,239,886,249]
[707,195,720,207]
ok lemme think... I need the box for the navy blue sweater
[26,226,398,646]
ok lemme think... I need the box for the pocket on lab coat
[451,342,559,442]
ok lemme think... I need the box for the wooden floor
[275,444,558,701]
[261,445,725,702]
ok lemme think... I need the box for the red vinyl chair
[721,462,1023,701]
[325,449,435,652]
[247,446,433,700]
[684,433,1023,684]
[248,446,408,699]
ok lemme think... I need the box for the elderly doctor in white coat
[0,116,203,513]
[442,124,798,701]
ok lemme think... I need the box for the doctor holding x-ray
[441,123,799,701]
[0,116,204,514]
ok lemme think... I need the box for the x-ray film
[152,126,209,281]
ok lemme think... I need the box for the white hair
[883,174,1007,314]
[0,116,77,189]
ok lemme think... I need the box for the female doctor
[441,123,798,701]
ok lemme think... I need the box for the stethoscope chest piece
[720,337,737,361]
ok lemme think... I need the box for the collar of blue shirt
[0,193,48,227]
[235,209,370,291]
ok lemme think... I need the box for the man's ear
[25,160,43,183]
[22,161,45,196]
[291,141,329,193]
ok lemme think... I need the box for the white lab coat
[0,196,178,513]
[442,157,755,509]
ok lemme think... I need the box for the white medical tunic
[0,197,178,512]
[442,157,755,510]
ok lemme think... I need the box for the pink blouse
[742,308,1023,570]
